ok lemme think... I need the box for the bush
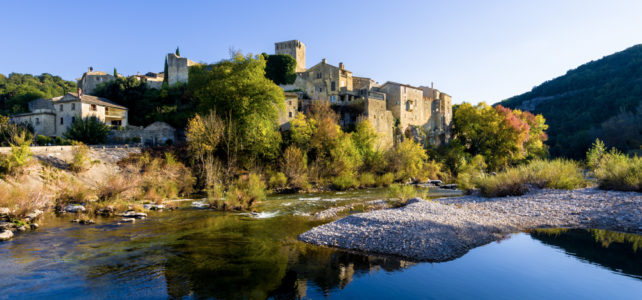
[0,183,49,219]
[68,142,91,173]
[359,172,376,187]
[475,159,587,197]
[0,131,32,175]
[63,116,111,145]
[268,172,287,190]
[386,139,428,182]
[35,135,54,146]
[331,172,359,190]
[388,184,425,203]
[54,176,95,206]
[593,151,642,192]
[456,155,487,193]
[281,145,309,190]
[215,173,266,210]
[376,172,395,187]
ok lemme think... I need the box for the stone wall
[109,122,176,146]
[278,93,299,130]
[79,74,115,95]
[11,113,56,136]
[167,54,196,85]
[275,40,306,72]
[365,99,394,149]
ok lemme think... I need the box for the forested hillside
[499,45,642,158]
[0,73,77,115]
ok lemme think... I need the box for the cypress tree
[175,47,180,56]
[163,57,168,84]
[113,68,118,77]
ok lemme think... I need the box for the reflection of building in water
[338,263,355,288]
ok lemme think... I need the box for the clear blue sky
[1,0,641,104]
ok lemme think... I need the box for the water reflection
[0,200,640,299]
[531,229,642,279]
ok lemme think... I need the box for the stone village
[10,40,452,148]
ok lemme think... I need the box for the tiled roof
[56,93,127,110]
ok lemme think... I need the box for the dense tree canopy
[189,53,285,162]
[0,73,76,115]
[63,116,111,145]
[262,53,297,85]
[451,102,548,171]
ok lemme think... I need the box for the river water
[0,188,640,299]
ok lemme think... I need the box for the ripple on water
[299,197,321,201]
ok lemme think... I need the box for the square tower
[275,40,306,72]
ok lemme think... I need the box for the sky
[1,0,641,104]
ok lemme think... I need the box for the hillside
[499,45,642,158]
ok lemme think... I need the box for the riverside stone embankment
[298,188,642,261]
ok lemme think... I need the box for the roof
[380,81,422,90]
[28,98,54,110]
[84,71,109,76]
[55,93,128,110]
[10,111,55,118]
[305,60,352,74]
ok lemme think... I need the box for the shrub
[0,183,49,219]
[0,131,32,175]
[35,135,54,146]
[215,173,266,210]
[281,145,309,190]
[475,159,587,197]
[331,172,359,190]
[388,184,425,203]
[416,160,445,183]
[68,142,91,173]
[386,139,428,182]
[376,172,395,187]
[63,116,110,144]
[55,176,95,205]
[593,150,642,192]
[359,172,376,187]
[456,155,487,193]
[268,172,287,190]
[96,174,136,201]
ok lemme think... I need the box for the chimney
[339,62,344,70]
[431,82,434,89]
[78,88,83,97]
[89,67,93,72]
[322,58,327,64]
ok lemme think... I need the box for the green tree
[264,54,297,85]
[113,68,118,77]
[176,47,180,56]
[0,73,76,115]
[163,57,169,85]
[386,139,428,181]
[189,53,285,163]
[63,116,111,144]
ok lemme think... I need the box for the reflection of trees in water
[531,229,642,279]
[157,213,413,299]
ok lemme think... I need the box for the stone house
[278,92,299,130]
[10,90,128,137]
[77,67,116,95]
[293,59,354,103]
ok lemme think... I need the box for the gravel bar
[298,188,642,262]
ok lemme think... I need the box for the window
[330,95,336,103]
[91,104,97,111]
[288,101,292,106]
[331,81,335,91]
[318,87,323,92]
[59,104,63,111]
[60,117,63,125]
[72,117,75,123]
[288,112,292,118]
[35,118,40,125]
[71,103,75,110]
[316,72,322,79]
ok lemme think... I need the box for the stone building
[275,40,306,72]
[110,121,176,146]
[134,72,164,89]
[278,92,299,130]
[274,40,453,148]
[166,53,197,85]
[77,67,116,95]
[10,89,128,137]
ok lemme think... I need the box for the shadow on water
[530,228,642,279]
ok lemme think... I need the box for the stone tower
[275,40,306,72]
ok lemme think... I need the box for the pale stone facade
[275,40,306,72]
[167,53,197,85]
[278,40,453,148]
[77,68,116,95]
[10,91,128,137]
[278,92,299,130]
[109,121,176,146]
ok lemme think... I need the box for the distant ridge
[499,44,642,158]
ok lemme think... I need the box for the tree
[352,119,380,169]
[281,145,308,189]
[63,117,111,144]
[289,113,316,150]
[189,53,285,163]
[264,54,297,85]
[386,139,428,181]
[176,47,180,56]
[186,112,225,188]
[163,57,169,84]
[113,68,118,77]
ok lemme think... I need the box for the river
[0,188,640,299]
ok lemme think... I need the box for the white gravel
[298,188,642,261]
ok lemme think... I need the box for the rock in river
[0,230,14,241]
[0,207,10,216]
[121,211,147,219]
[64,204,86,213]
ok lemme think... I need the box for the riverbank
[298,187,642,261]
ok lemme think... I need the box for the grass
[68,142,91,173]
[0,182,49,219]
[476,159,587,197]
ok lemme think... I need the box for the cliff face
[498,45,642,158]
